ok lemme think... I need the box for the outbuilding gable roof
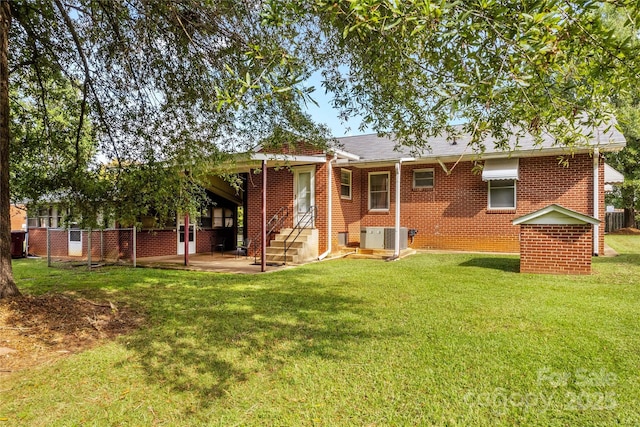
[512,204,600,225]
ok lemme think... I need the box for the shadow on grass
[594,253,640,265]
[458,257,520,272]
[105,268,382,406]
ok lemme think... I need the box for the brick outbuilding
[513,204,601,275]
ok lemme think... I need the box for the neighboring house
[10,205,26,231]
[604,163,624,193]
[235,124,625,264]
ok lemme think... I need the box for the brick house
[238,125,625,266]
[24,124,625,268]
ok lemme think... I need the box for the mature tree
[1,0,16,297]
[2,0,640,298]
[607,92,640,227]
[603,4,640,227]
[10,68,99,211]
[266,0,640,151]
[1,0,327,297]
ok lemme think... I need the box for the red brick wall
[354,154,601,253]
[27,228,50,256]
[28,226,233,259]
[135,229,177,258]
[28,228,134,259]
[246,167,293,257]
[519,224,593,274]
[245,153,603,255]
[333,166,363,247]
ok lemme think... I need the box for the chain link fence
[38,228,137,269]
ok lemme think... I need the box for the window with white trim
[340,169,352,200]
[413,168,434,189]
[369,172,390,211]
[488,179,516,209]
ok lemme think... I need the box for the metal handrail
[253,206,289,264]
[283,206,317,265]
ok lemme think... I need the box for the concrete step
[265,246,299,256]
[268,240,306,249]
[265,253,299,263]
[275,228,315,240]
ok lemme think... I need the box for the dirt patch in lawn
[608,227,640,235]
[0,293,145,375]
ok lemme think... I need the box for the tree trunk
[620,181,637,229]
[623,208,636,229]
[0,2,20,298]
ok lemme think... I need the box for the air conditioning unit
[384,227,408,250]
[360,227,385,249]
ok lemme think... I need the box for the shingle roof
[333,124,626,163]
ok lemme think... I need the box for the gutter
[318,154,338,260]
[339,142,626,169]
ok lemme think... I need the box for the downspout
[389,158,414,260]
[184,212,189,266]
[319,154,338,260]
[593,149,600,256]
[393,160,402,259]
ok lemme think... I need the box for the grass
[2,236,640,426]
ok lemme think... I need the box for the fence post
[100,229,104,261]
[46,227,51,268]
[132,227,137,268]
[87,228,92,270]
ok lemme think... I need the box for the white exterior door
[68,229,82,257]
[177,216,196,255]
[294,166,315,227]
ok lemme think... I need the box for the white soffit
[482,158,519,181]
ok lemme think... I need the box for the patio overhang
[230,153,327,173]
[200,175,243,205]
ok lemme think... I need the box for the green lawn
[2,236,640,426]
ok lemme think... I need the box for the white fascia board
[332,141,627,169]
[250,153,327,163]
[331,148,361,161]
[341,157,416,168]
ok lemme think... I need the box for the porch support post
[184,212,190,266]
[593,148,600,255]
[262,159,267,272]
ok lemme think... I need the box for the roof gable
[512,204,600,225]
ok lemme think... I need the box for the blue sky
[304,72,369,137]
